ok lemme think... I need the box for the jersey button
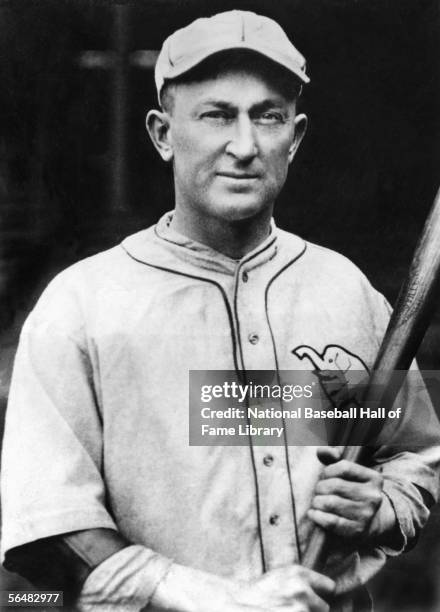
[242,271,249,282]
[248,333,259,345]
[263,454,274,467]
[269,514,280,526]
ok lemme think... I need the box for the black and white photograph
[0,1,440,611]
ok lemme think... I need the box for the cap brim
[160,42,310,88]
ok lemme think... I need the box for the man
[2,10,439,612]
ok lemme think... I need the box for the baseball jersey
[2,211,440,604]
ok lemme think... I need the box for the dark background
[0,1,439,610]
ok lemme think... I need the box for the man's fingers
[320,459,383,484]
[306,590,331,612]
[314,477,380,502]
[312,457,383,539]
[291,568,334,612]
[273,565,335,597]
[246,565,334,611]
[301,567,335,599]
[315,477,358,498]
[307,508,361,536]
[311,493,366,520]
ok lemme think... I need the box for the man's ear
[146,110,173,162]
[288,113,308,164]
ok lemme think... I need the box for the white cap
[155,10,310,99]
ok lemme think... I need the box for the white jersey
[2,212,439,603]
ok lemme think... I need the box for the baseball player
[2,10,440,612]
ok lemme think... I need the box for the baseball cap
[155,10,310,100]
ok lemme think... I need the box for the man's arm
[3,529,127,606]
[5,528,335,612]
[305,291,440,558]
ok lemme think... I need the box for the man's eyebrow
[251,99,290,112]
[197,100,236,110]
[197,98,289,111]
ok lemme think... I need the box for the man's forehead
[174,69,294,108]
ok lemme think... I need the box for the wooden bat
[302,184,440,571]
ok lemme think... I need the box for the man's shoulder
[44,226,157,290]
[26,227,159,324]
[277,229,392,333]
[277,228,391,310]
[41,244,127,297]
[277,227,369,281]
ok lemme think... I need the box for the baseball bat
[302,184,440,571]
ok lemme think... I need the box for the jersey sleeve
[1,271,116,558]
[367,289,440,555]
[371,366,440,555]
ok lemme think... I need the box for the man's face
[150,68,306,224]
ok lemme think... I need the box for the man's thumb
[316,446,343,465]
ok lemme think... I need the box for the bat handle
[302,527,327,570]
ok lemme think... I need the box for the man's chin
[210,198,271,223]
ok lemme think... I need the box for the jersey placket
[233,260,299,570]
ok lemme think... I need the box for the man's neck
[170,208,273,260]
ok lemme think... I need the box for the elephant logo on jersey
[292,344,370,408]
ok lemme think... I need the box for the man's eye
[201,110,232,121]
[257,112,284,124]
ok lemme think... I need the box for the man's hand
[239,566,335,611]
[150,563,335,612]
[308,446,397,542]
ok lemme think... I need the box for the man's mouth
[217,172,260,179]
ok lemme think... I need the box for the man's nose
[225,116,258,161]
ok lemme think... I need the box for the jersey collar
[122,211,279,277]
